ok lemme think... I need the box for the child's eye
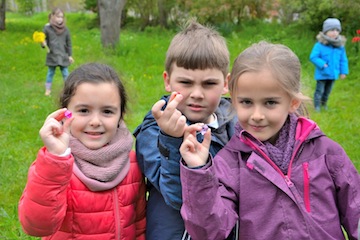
[103,109,115,115]
[78,108,89,113]
[265,101,278,107]
[240,100,252,105]
[179,80,191,85]
[203,81,218,87]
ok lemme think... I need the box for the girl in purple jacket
[179,41,360,240]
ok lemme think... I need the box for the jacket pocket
[303,162,311,212]
[322,65,332,77]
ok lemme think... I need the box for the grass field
[0,13,359,239]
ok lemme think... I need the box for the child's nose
[89,114,102,127]
[190,87,204,99]
[251,107,265,121]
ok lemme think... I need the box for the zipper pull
[284,175,293,187]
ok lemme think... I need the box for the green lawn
[0,13,359,239]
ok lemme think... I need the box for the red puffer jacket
[19,147,146,240]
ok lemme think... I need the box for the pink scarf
[70,121,133,191]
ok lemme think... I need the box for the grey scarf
[316,32,345,48]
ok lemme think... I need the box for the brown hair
[229,41,310,116]
[60,63,128,119]
[49,7,64,20]
[165,19,229,78]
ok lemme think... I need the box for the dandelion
[33,31,45,42]
[32,31,49,53]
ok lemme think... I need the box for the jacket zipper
[243,138,287,179]
[302,162,311,212]
[243,136,313,213]
[113,188,121,240]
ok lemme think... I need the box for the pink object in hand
[200,125,208,135]
[64,110,72,119]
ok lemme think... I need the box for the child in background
[133,20,238,239]
[42,7,74,96]
[19,63,146,239]
[309,17,348,112]
[180,41,360,240]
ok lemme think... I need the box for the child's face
[53,11,64,25]
[232,69,300,144]
[325,29,340,39]
[67,82,121,150]
[164,64,229,123]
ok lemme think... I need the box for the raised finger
[165,93,183,113]
[151,100,166,120]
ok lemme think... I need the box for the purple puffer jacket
[180,117,360,240]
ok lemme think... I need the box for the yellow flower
[32,31,46,43]
[33,31,50,53]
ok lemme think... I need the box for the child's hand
[41,41,50,53]
[39,108,73,156]
[152,92,187,137]
[69,56,74,64]
[340,74,346,79]
[180,123,211,168]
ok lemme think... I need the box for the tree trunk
[98,0,127,48]
[0,0,5,30]
[157,0,168,28]
[42,0,47,12]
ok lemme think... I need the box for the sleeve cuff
[58,148,71,157]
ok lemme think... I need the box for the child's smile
[67,82,121,149]
[233,69,299,144]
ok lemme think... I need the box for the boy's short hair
[165,19,230,78]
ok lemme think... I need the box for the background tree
[279,0,360,34]
[127,0,154,30]
[157,0,168,28]
[84,0,97,12]
[4,0,360,48]
[98,0,127,48]
[277,0,303,25]
[17,0,35,15]
[0,0,5,30]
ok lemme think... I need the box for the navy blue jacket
[133,95,237,239]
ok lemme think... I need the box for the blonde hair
[165,19,229,78]
[229,41,310,116]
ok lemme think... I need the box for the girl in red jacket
[19,63,146,239]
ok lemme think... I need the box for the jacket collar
[227,116,323,154]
